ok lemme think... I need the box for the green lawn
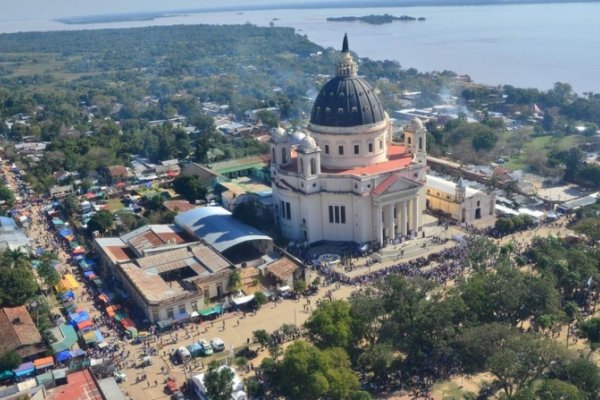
[432,380,477,399]
[105,198,125,213]
[503,134,580,171]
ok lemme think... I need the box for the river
[1,2,599,92]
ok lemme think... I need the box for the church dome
[309,34,385,128]
[298,135,318,152]
[271,126,285,142]
[406,117,424,132]
[290,130,306,144]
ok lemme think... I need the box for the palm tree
[1,248,30,269]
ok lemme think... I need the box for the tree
[0,184,15,212]
[203,365,234,400]
[228,270,242,292]
[256,110,279,128]
[0,351,22,371]
[61,195,79,218]
[486,333,565,398]
[293,279,306,293]
[536,379,584,400]
[253,329,270,350]
[564,358,600,398]
[254,291,267,307]
[578,318,600,356]
[265,341,365,400]
[0,267,38,306]
[172,175,207,203]
[304,300,353,350]
[37,257,61,288]
[1,248,31,269]
[86,210,113,235]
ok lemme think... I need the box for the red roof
[323,144,413,176]
[49,369,102,400]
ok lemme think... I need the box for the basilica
[271,35,428,246]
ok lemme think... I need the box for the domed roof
[271,126,285,142]
[299,135,318,152]
[309,34,385,128]
[310,77,385,128]
[290,130,306,144]
[406,117,424,132]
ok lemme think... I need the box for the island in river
[326,14,426,25]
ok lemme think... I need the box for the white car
[210,338,225,352]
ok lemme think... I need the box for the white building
[425,175,496,224]
[271,35,428,246]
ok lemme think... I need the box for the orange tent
[33,356,54,369]
[76,319,93,331]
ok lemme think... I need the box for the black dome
[310,76,385,128]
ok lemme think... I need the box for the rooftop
[208,154,270,175]
[175,206,273,254]
[426,174,482,198]
[266,256,300,282]
[119,243,232,304]
[46,369,102,400]
[0,306,42,354]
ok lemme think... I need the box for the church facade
[271,35,428,246]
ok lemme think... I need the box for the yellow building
[425,175,495,224]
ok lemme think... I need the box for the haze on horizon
[2,0,332,20]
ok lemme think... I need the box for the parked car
[210,338,225,352]
[199,340,213,356]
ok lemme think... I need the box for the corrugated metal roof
[175,206,272,253]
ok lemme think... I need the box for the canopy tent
[59,228,73,238]
[52,218,65,227]
[60,291,75,301]
[71,247,85,255]
[13,362,35,378]
[16,378,37,392]
[69,311,90,324]
[199,304,223,317]
[76,319,94,331]
[0,370,14,382]
[156,319,173,330]
[232,295,255,306]
[82,330,104,344]
[55,275,79,293]
[120,318,136,330]
[62,301,77,314]
[93,278,104,288]
[83,270,98,280]
[35,371,54,386]
[98,294,110,303]
[173,312,190,324]
[105,305,121,318]
[33,356,54,370]
[70,349,86,358]
[55,350,72,363]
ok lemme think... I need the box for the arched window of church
[272,148,276,163]
[408,137,412,145]
[300,158,304,173]
[419,137,423,150]
[310,158,316,175]
[281,148,287,164]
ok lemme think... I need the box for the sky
[1,0,317,20]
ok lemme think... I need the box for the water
[1,2,600,93]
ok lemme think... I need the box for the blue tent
[55,350,72,363]
[13,362,34,378]
[69,311,90,324]
[60,291,75,301]
[69,349,86,358]
[59,228,73,237]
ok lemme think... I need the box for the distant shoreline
[56,0,600,25]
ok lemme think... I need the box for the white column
[401,201,407,236]
[374,205,383,246]
[386,204,395,242]
[412,197,419,233]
